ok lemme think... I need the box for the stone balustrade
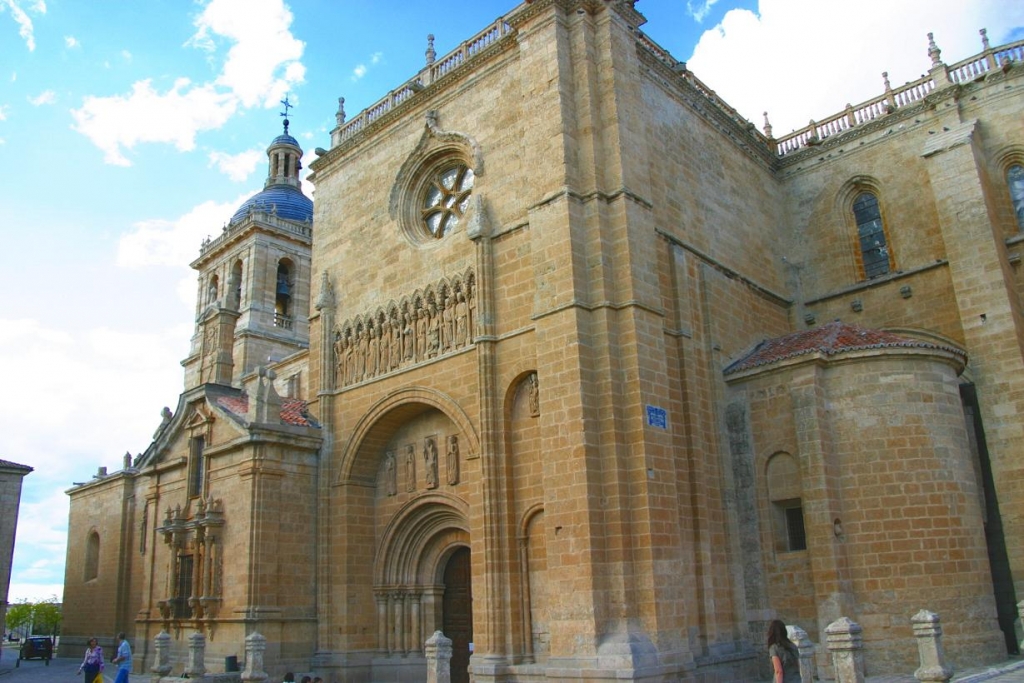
[774,32,1024,157]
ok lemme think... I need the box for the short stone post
[1017,600,1024,653]
[425,630,453,683]
[912,610,952,682]
[787,624,815,683]
[151,630,172,676]
[826,617,865,683]
[241,631,268,682]
[186,630,207,677]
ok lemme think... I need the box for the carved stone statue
[424,437,439,489]
[446,435,459,486]
[405,444,416,492]
[529,373,540,417]
[384,450,397,496]
[455,292,469,347]
[442,293,455,352]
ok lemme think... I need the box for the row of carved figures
[333,281,476,387]
[383,435,459,496]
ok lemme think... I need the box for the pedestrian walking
[112,632,132,683]
[76,637,104,683]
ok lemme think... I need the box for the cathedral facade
[62,2,1024,681]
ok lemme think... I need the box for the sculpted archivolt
[333,270,476,388]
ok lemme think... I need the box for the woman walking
[76,637,104,683]
[766,619,800,683]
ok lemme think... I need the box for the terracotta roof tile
[724,321,965,375]
[215,395,319,428]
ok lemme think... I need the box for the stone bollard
[151,630,172,676]
[912,610,952,682]
[787,624,815,683]
[1017,600,1024,653]
[241,631,268,682]
[425,630,453,683]
[186,630,207,677]
[826,617,865,683]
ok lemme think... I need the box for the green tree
[32,598,61,637]
[5,600,33,636]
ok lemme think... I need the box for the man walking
[112,632,132,683]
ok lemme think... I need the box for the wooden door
[442,547,473,683]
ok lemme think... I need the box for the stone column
[425,630,453,683]
[241,631,268,682]
[410,592,423,654]
[787,624,815,683]
[376,591,389,653]
[185,630,206,677]
[151,630,172,676]
[393,591,407,655]
[912,610,953,682]
[826,617,864,683]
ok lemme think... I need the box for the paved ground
[0,644,136,683]
[0,642,1021,682]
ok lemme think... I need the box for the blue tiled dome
[272,133,300,148]
[230,185,312,225]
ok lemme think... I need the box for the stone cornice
[312,36,518,179]
[636,48,778,171]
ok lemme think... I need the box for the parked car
[16,635,52,666]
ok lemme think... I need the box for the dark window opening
[1008,164,1024,231]
[853,192,890,279]
[173,554,194,619]
[188,436,205,499]
[785,506,807,551]
[275,262,293,328]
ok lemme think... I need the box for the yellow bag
[93,672,103,683]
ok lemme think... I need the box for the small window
[174,554,194,619]
[84,531,100,581]
[1008,164,1024,231]
[852,191,890,279]
[784,505,807,551]
[231,260,243,310]
[187,436,205,499]
[766,453,806,553]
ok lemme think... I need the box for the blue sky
[2,0,1022,603]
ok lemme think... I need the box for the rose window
[421,165,474,238]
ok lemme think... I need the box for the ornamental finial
[927,32,942,67]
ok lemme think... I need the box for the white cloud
[0,104,8,120]
[191,0,305,108]
[71,0,304,165]
[0,317,188,602]
[122,49,132,62]
[27,89,55,105]
[64,34,78,48]
[72,78,238,166]
[686,0,1024,136]
[1,0,44,51]
[351,51,383,83]
[117,195,247,271]
[687,0,719,23]
[208,147,263,181]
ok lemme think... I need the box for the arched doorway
[443,547,473,683]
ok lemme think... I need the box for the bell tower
[183,105,314,390]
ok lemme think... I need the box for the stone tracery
[333,270,477,388]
